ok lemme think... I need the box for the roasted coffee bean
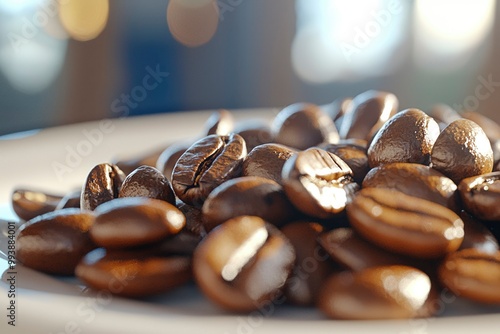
[367,108,440,167]
[156,140,191,181]
[431,119,493,184]
[76,248,192,297]
[55,190,81,210]
[234,120,273,152]
[319,143,369,184]
[204,109,234,136]
[323,97,352,123]
[462,111,500,143]
[496,160,500,172]
[114,146,167,176]
[91,198,185,248]
[193,216,295,312]
[318,265,436,319]
[319,228,417,272]
[347,188,464,258]
[12,188,62,221]
[459,171,500,221]
[281,222,331,306]
[202,176,296,231]
[118,165,175,204]
[282,148,358,219]
[272,103,339,150]
[339,90,398,141]
[428,104,461,130]
[172,134,246,206]
[242,143,296,184]
[439,248,500,304]
[459,211,499,253]
[81,163,125,211]
[362,162,458,210]
[16,208,96,275]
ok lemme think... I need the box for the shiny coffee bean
[272,103,339,150]
[319,228,416,272]
[282,148,358,219]
[114,146,167,176]
[281,222,331,306]
[367,108,440,167]
[204,109,234,136]
[12,188,62,221]
[347,188,464,258]
[234,120,273,152]
[156,140,191,181]
[16,208,96,275]
[118,165,175,204]
[459,211,499,253]
[55,190,81,210]
[318,265,435,319]
[242,143,296,184]
[193,216,295,312]
[202,176,296,231]
[459,171,500,221]
[76,248,192,297]
[172,134,246,206]
[81,163,125,211]
[339,90,398,141]
[91,197,185,248]
[319,143,369,184]
[439,248,500,304]
[431,119,493,184]
[362,162,458,210]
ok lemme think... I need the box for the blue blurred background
[1,0,500,135]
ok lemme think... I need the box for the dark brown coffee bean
[282,148,358,219]
[204,109,234,136]
[114,146,167,176]
[16,208,96,275]
[91,198,185,248]
[156,140,191,181]
[55,190,81,210]
[318,265,435,319]
[12,188,62,221]
[118,165,175,204]
[76,248,191,297]
[81,163,125,211]
[428,104,461,130]
[281,222,331,306]
[347,188,464,258]
[319,228,416,271]
[459,171,500,221]
[431,119,493,184]
[272,103,339,150]
[193,216,295,312]
[234,120,273,152]
[172,134,246,206]
[339,90,399,141]
[367,108,440,167]
[319,143,369,184]
[459,211,499,252]
[202,176,296,231]
[242,143,296,184]
[438,248,500,304]
[363,162,458,210]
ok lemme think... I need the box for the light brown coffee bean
[319,142,369,184]
[118,165,175,204]
[347,188,464,258]
[193,216,295,312]
[234,120,274,152]
[318,265,435,319]
[458,171,500,221]
[16,208,96,275]
[91,198,185,248]
[81,163,126,211]
[242,143,296,184]
[438,248,500,304]
[76,248,192,297]
[367,108,440,167]
[12,188,62,221]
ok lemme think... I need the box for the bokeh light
[59,0,109,42]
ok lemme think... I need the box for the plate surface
[1,110,500,334]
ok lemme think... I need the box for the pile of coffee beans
[12,90,500,320]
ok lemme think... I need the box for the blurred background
[1,0,500,135]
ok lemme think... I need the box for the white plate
[1,110,500,334]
